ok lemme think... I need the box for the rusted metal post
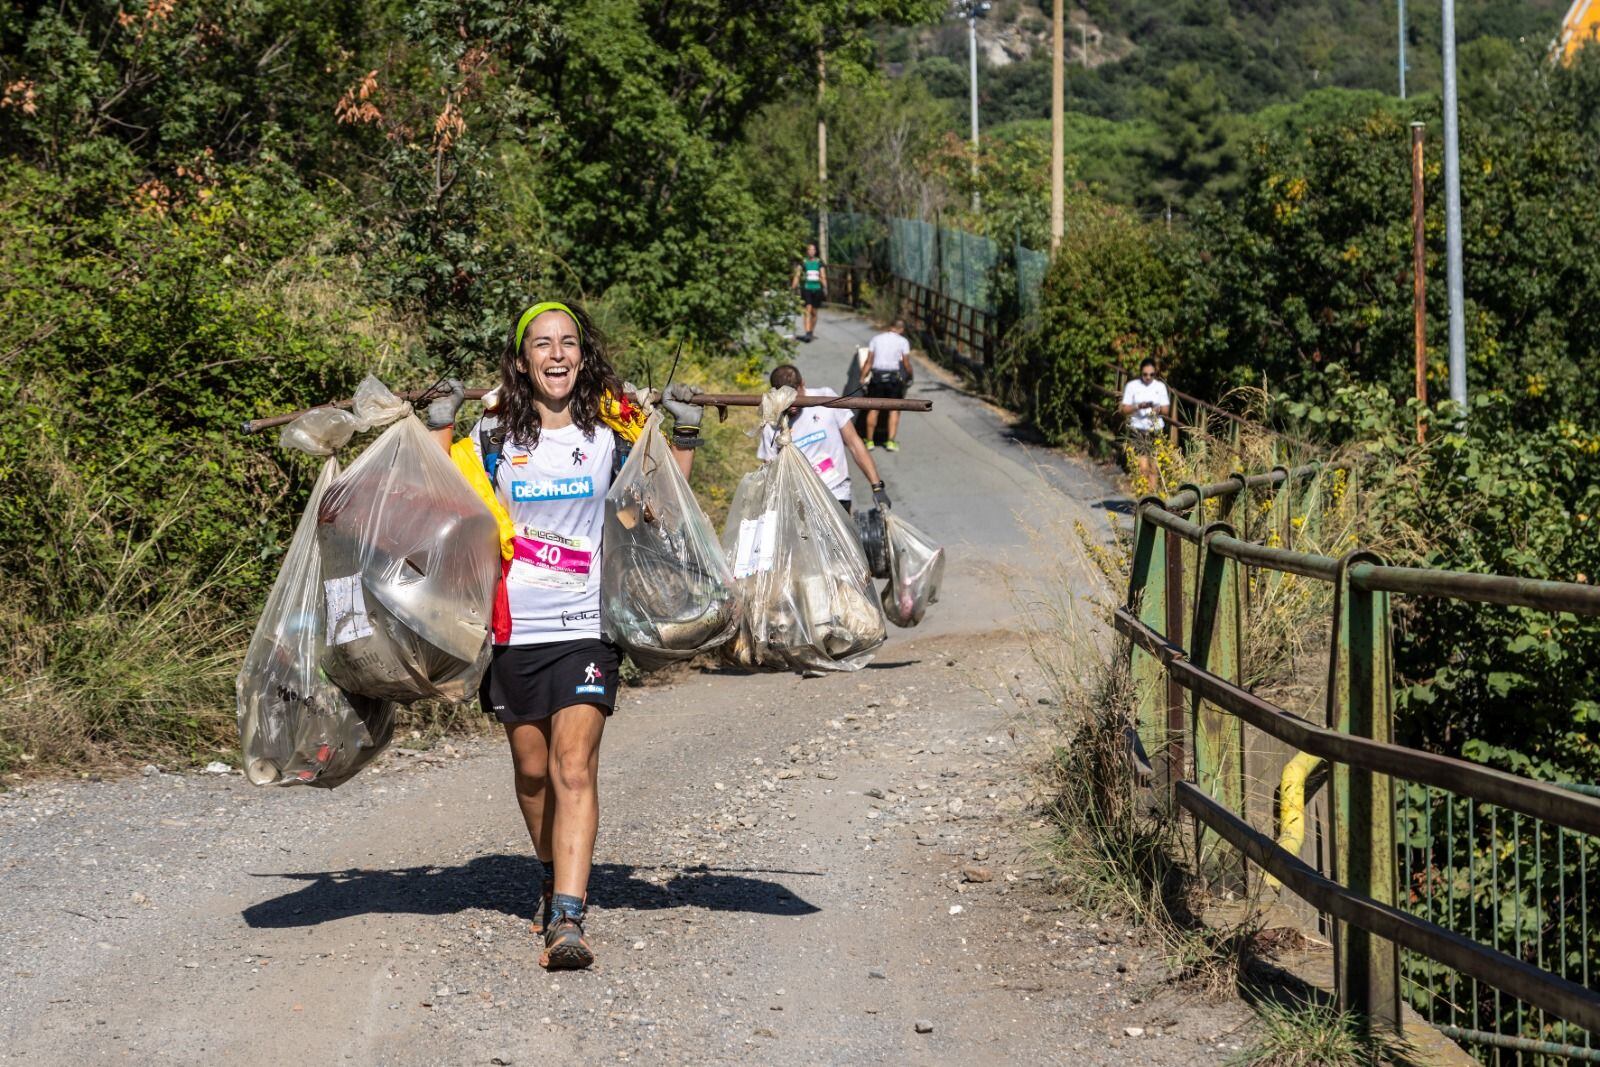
[1328,551,1402,1030]
[1411,122,1428,445]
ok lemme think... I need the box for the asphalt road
[0,309,1251,1065]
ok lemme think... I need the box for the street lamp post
[1442,0,1467,406]
[1397,0,1407,99]
[956,1,990,213]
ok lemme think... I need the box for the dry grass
[0,465,246,778]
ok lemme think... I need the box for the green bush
[993,199,1183,446]
[0,158,419,775]
[1299,381,1600,783]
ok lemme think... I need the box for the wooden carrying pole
[1411,122,1427,445]
[241,390,931,434]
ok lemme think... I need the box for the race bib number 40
[509,527,594,590]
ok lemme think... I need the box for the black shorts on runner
[1127,428,1159,456]
[801,287,825,308]
[865,371,907,400]
[479,639,621,725]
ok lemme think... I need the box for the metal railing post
[1164,522,1188,793]
[1128,499,1175,787]
[1190,519,1246,887]
[1328,550,1402,1030]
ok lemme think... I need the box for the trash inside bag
[237,460,399,788]
[880,513,944,627]
[317,415,501,702]
[853,506,891,580]
[720,387,885,672]
[277,376,412,456]
[602,412,740,670]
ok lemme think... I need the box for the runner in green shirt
[789,241,827,342]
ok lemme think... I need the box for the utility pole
[1442,0,1467,406]
[1397,0,1407,99]
[967,10,981,212]
[1051,0,1064,251]
[1410,122,1427,444]
[817,45,828,265]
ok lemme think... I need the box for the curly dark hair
[497,300,622,449]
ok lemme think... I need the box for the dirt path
[0,311,1252,1064]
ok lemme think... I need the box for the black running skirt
[478,639,621,724]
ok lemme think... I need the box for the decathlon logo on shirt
[512,476,595,502]
[793,429,826,449]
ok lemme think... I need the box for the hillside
[879,0,1567,207]
[894,1,1565,115]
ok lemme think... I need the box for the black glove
[424,379,466,430]
[872,481,892,510]
[663,383,704,446]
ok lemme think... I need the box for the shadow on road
[241,855,823,928]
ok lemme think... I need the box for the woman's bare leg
[504,721,555,864]
[546,703,607,899]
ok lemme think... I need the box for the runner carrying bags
[755,364,890,515]
[427,300,702,971]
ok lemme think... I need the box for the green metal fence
[1016,242,1049,318]
[832,213,1046,318]
[1118,466,1600,1061]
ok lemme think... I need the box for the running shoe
[885,440,899,452]
[865,440,876,451]
[540,894,594,970]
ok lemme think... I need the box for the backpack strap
[479,417,507,481]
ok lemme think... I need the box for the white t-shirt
[1122,378,1171,432]
[757,387,854,502]
[468,416,616,644]
[867,331,911,372]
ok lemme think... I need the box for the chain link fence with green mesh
[826,212,1046,319]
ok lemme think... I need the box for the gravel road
[0,310,1252,1064]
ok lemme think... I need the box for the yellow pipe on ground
[1269,751,1325,890]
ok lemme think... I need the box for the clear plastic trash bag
[316,415,501,702]
[236,459,399,788]
[602,412,740,670]
[880,513,945,627]
[276,376,412,456]
[719,387,886,672]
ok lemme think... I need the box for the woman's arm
[669,443,695,480]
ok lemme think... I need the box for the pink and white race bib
[509,526,594,590]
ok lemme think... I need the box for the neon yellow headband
[513,301,581,355]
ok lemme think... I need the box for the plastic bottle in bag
[720,388,886,672]
[317,415,501,702]
[602,412,740,670]
[236,459,398,788]
[880,513,945,627]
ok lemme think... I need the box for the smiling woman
[422,299,704,972]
